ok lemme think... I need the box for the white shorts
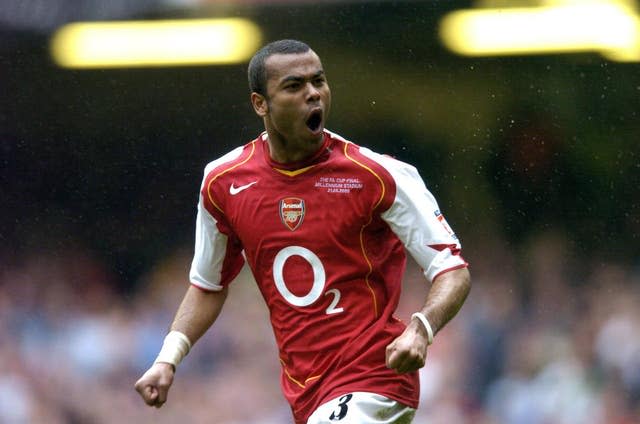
[306,392,416,424]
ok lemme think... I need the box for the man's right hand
[134,362,175,408]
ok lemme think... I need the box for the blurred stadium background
[1,0,639,422]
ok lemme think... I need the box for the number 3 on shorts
[307,392,416,423]
[329,394,353,421]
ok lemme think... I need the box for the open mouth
[306,109,323,132]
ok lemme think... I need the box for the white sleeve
[360,148,467,283]
[188,196,228,291]
[188,148,245,291]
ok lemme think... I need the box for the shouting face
[252,50,332,161]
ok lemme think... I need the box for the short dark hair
[248,39,312,97]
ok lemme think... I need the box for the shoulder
[201,136,263,186]
[327,129,417,182]
[203,146,245,178]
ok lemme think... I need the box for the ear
[251,92,268,117]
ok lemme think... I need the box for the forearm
[170,284,228,345]
[136,285,228,406]
[386,267,470,372]
[417,267,471,336]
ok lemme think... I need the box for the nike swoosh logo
[229,181,258,195]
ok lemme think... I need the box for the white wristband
[154,331,192,368]
[411,312,434,345]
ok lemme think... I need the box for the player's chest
[222,171,376,246]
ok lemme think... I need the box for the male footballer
[135,39,471,424]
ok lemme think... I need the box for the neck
[265,131,324,164]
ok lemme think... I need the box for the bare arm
[417,267,471,335]
[170,284,229,344]
[386,267,471,373]
[134,285,229,407]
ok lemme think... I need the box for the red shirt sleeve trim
[190,282,224,293]
[432,262,469,284]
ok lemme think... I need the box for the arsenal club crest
[279,197,305,231]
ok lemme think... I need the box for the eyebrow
[279,70,325,86]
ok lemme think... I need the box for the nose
[306,82,321,102]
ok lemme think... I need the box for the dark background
[3,1,638,288]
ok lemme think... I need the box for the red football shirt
[189,130,467,423]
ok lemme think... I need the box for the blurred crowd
[1,229,639,424]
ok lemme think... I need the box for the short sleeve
[361,149,468,283]
[189,162,245,291]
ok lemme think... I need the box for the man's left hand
[385,321,429,373]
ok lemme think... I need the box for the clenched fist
[385,320,430,374]
[134,362,175,408]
